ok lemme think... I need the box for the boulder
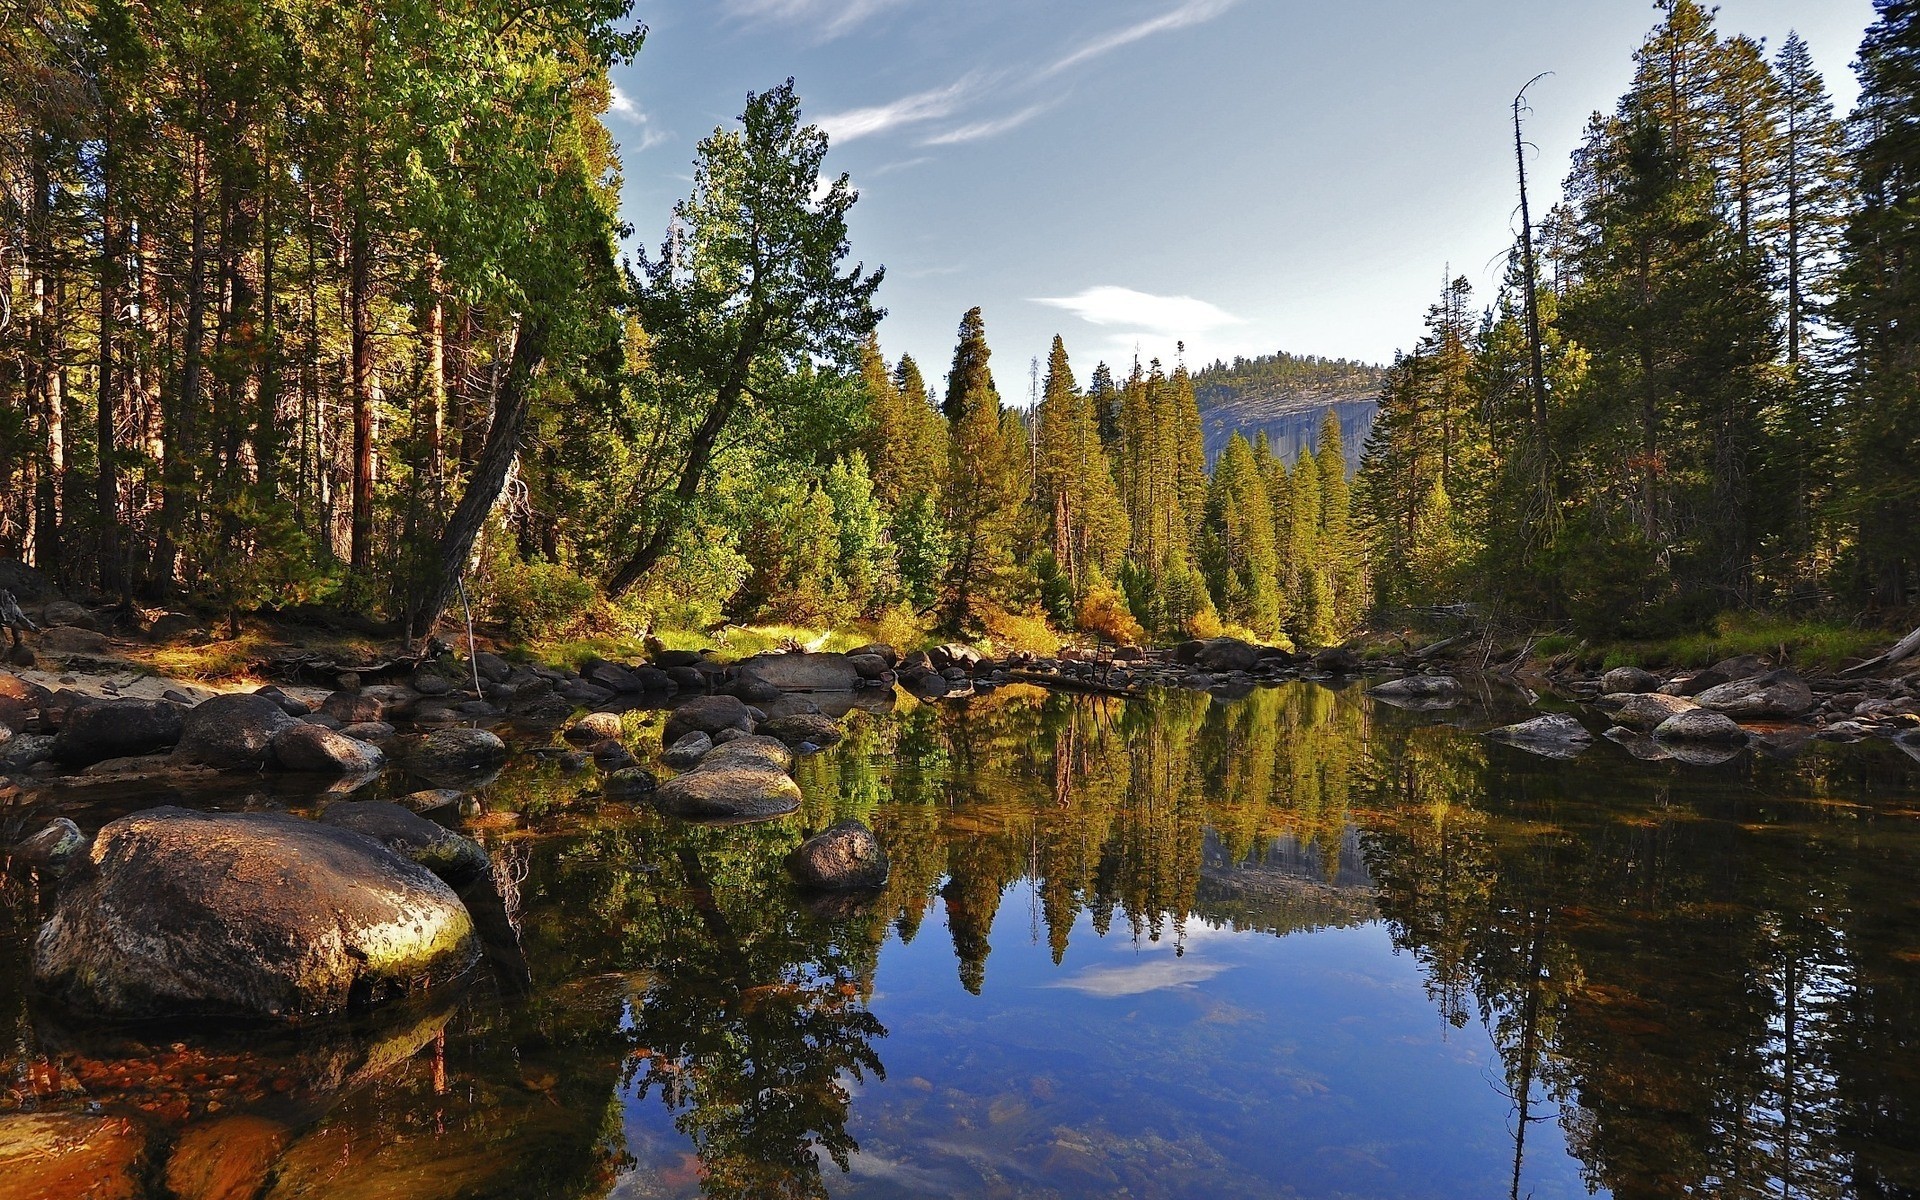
[660,730,714,769]
[847,653,890,681]
[590,739,637,771]
[404,728,508,775]
[0,733,56,771]
[172,691,299,770]
[1653,708,1748,743]
[271,724,386,774]
[412,669,455,696]
[902,671,950,698]
[0,671,49,729]
[318,690,384,725]
[704,735,795,772]
[664,694,755,745]
[33,807,479,1019]
[320,801,490,885]
[1313,647,1361,673]
[163,1114,290,1200]
[736,651,862,693]
[1707,654,1769,683]
[1368,675,1464,699]
[41,599,97,630]
[565,711,625,744]
[1487,714,1593,757]
[655,758,802,821]
[1596,691,1700,731]
[472,652,512,684]
[255,686,313,717]
[787,820,889,890]
[847,642,899,667]
[51,698,183,766]
[651,648,708,669]
[1694,669,1816,720]
[603,767,658,799]
[398,788,463,815]
[38,625,111,654]
[13,818,88,875]
[338,720,396,743]
[1194,636,1262,674]
[758,712,845,749]
[1599,666,1661,695]
[929,643,984,672]
[584,661,642,692]
[729,670,784,703]
[558,681,616,706]
[0,1112,150,1200]
[146,612,202,644]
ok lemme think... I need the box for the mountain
[1191,352,1384,477]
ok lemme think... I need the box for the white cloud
[921,102,1051,147]
[609,85,639,118]
[1035,286,1244,335]
[817,75,979,143]
[606,85,669,151]
[1044,0,1240,77]
[1045,957,1232,998]
[723,0,906,39]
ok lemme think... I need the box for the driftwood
[262,650,426,685]
[1842,626,1920,677]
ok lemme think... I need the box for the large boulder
[172,691,299,769]
[565,711,625,744]
[663,694,755,745]
[1653,708,1748,743]
[928,643,984,672]
[38,625,111,654]
[318,690,384,725]
[847,653,891,681]
[1599,666,1661,695]
[1596,691,1700,731]
[0,671,48,730]
[758,712,845,749]
[1368,675,1464,700]
[735,652,862,693]
[33,807,479,1020]
[660,730,714,769]
[1693,669,1815,720]
[41,599,97,630]
[1312,647,1361,673]
[728,670,783,703]
[51,698,183,766]
[1487,714,1593,758]
[271,724,386,774]
[787,820,889,890]
[703,735,795,772]
[655,759,802,821]
[404,728,508,775]
[1194,636,1262,674]
[320,801,490,885]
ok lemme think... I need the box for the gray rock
[655,759,801,821]
[735,652,862,693]
[703,735,795,772]
[338,721,396,743]
[320,801,490,885]
[1313,647,1361,673]
[664,694,755,745]
[13,818,88,875]
[603,767,658,799]
[404,728,508,775]
[758,712,845,748]
[847,653,890,681]
[590,739,638,771]
[411,668,455,696]
[1599,666,1661,694]
[397,788,463,815]
[660,730,714,769]
[38,626,110,655]
[1194,636,1262,673]
[846,643,899,667]
[171,692,299,769]
[565,711,625,744]
[473,652,512,684]
[1369,675,1464,701]
[0,733,56,771]
[1595,692,1699,731]
[1487,714,1593,758]
[52,699,183,766]
[1653,708,1748,743]
[1694,669,1815,720]
[318,691,383,725]
[584,662,642,692]
[271,724,387,774]
[787,820,889,890]
[41,600,96,630]
[729,670,784,704]
[32,807,478,1020]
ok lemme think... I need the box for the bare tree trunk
[97,129,125,598]
[348,204,373,572]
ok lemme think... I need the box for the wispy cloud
[723,0,906,39]
[1035,286,1244,335]
[606,85,669,151]
[921,102,1052,146]
[1044,0,1241,77]
[1046,957,1232,998]
[818,75,980,143]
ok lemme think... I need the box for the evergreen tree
[940,308,1027,628]
[1285,448,1326,643]
[1034,335,1129,590]
[1315,410,1362,633]
[1199,433,1281,638]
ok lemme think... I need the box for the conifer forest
[1,0,1915,651]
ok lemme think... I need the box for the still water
[4,681,1919,1198]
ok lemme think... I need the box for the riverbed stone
[1595,692,1699,730]
[405,728,508,775]
[0,1112,150,1200]
[737,651,862,692]
[703,735,794,772]
[33,806,479,1020]
[660,730,714,769]
[1195,636,1263,673]
[271,724,386,774]
[1694,669,1816,720]
[565,711,625,744]
[788,820,889,890]
[172,691,300,769]
[758,712,845,749]
[1487,714,1593,757]
[321,800,490,885]
[1368,675,1464,700]
[52,698,183,766]
[1599,666,1661,694]
[13,818,88,875]
[663,694,755,745]
[1653,708,1748,743]
[163,1114,291,1200]
[655,759,802,821]
[399,788,463,815]
[603,767,658,799]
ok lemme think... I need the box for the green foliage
[485,557,598,641]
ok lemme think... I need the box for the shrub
[487,559,597,640]
[1077,574,1145,647]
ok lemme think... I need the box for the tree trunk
[348,205,374,572]
[97,130,124,597]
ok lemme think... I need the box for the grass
[130,620,386,684]
[1576,613,1891,673]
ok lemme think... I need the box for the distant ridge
[1191,352,1384,476]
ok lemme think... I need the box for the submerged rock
[33,807,479,1020]
[788,820,889,890]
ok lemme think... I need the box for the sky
[606,0,1877,392]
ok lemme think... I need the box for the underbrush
[1581,613,1889,672]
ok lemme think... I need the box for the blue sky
[607,0,1876,390]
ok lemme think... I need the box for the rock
[1653,708,1748,743]
[663,694,755,745]
[413,669,455,696]
[301,712,344,731]
[902,671,949,698]
[41,600,96,629]
[728,670,783,703]
[1596,691,1699,730]
[163,1114,290,1200]
[172,691,299,770]
[1599,666,1661,694]
[13,818,88,875]
[736,651,862,692]
[929,643,984,672]
[1194,636,1262,673]
[558,681,616,706]
[1313,647,1361,673]
[660,730,714,769]
[52,698,183,766]
[320,801,490,885]
[787,820,889,890]
[0,1112,150,1200]
[1706,654,1769,683]
[703,735,795,772]
[847,642,899,667]
[666,664,712,692]
[404,728,508,775]
[37,625,111,654]
[1487,714,1593,757]
[0,733,56,771]
[472,652,512,684]
[584,662,642,692]
[589,739,637,771]
[399,788,463,815]
[1694,669,1815,720]
[0,671,49,729]
[603,767,658,799]
[655,758,802,821]
[847,653,890,681]
[627,665,672,692]
[4,644,32,666]
[1368,675,1464,699]
[651,648,708,669]
[271,724,386,774]
[565,711,625,744]
[318,690,383,725]
[33,807,479,1019]
[339,720,395,743]
[758,712,845,748]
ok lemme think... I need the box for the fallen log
[1841,625,1920,677]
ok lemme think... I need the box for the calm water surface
[4,681,1919,1198]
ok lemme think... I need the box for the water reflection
[0,681,1916,1198]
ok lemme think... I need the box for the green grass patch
[1575,613,1889,673]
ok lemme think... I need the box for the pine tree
[1286,447,1325,643]
[940,308,1027,628]
[1316,410,1362,633]
[1034,335,1128,590]
[1199,433,1281,637]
